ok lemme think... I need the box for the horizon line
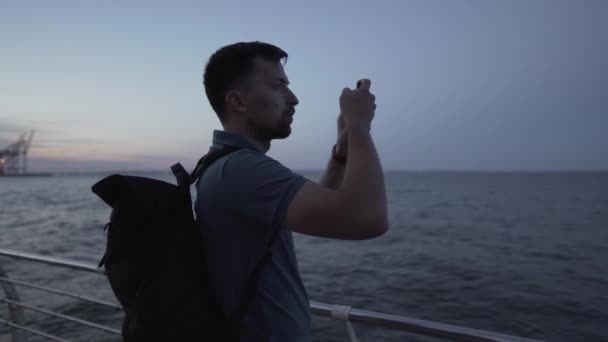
[12,168,608,176]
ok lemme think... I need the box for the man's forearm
[319,155,346,189]
[339,126,387,225]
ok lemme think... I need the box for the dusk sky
[1,1,606,172]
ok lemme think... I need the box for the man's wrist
[345,122,371,135]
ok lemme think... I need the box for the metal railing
[0,248,543,342]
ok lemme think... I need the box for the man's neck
[223,126,270,153]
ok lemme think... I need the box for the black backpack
[91,145,279,341]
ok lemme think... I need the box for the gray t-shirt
[194,130,311,341]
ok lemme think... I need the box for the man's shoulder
[197,147,307,209]
[226,148,278,165]
[201,149,263,174]
[197,149,287,189]
[210,148,276,170]
[221,149,296,179]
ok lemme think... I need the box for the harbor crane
[0,130,35,176]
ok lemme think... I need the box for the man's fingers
[342,87,351,96]
[357,79,371,90]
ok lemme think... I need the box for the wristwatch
[332,144,347,164]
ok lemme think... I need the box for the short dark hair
[203,41,288,122]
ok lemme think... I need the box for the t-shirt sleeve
[221,150,308,230]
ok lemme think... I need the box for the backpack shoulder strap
[225,211,286,334]
[190,145,242,185]
[171,145,242,189]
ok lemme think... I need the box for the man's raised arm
[286,79,388,240]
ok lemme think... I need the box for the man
[195,41,388,341]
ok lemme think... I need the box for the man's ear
[225,90,247,113]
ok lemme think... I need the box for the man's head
[203,41,299,143]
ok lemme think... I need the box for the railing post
[331,304,358,342]
[0,264,28,342]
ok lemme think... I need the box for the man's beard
[247,117,291,141]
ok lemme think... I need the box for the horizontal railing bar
[309,302,541,342]
[0,276,122,311]
[0,248,543,342]
[0,248,103,274]
[350,306,540,342]
[0,317,71,342]
[0,297,121,335]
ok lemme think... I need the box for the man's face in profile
[242,57,299,141]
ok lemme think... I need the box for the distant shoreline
[0,173,54,177]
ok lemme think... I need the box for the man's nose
[288,88,299,106]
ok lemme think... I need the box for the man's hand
[340,78,376,132]
[336,78,377,156]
